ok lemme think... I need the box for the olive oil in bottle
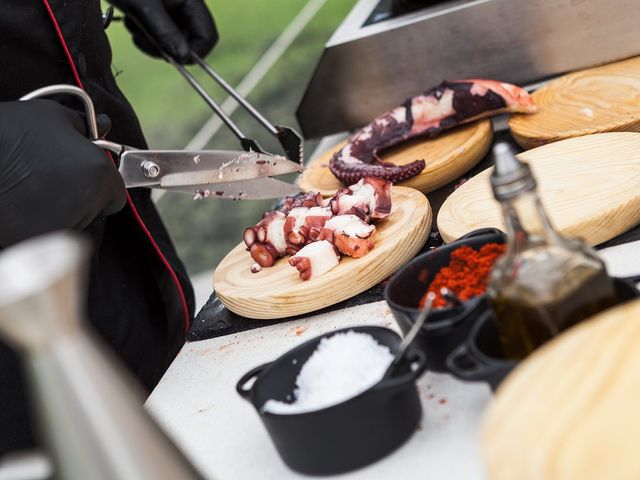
[486,143,617,360]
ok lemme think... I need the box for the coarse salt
[262,331,393,415]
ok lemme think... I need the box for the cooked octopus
[318,215,377,259]
[329,79,536,184]
[243,177,393,279]
[288,240,340,281]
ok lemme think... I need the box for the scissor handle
[20,84,100,141]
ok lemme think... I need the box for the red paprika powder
[419,243,507,309]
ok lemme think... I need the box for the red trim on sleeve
[41,0,191,334]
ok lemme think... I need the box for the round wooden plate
[483,298,640,480]
[437,132,640,246]
[298,120,493,196]
[213,187,431,320]
[510,56,640,149]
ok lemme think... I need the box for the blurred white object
[0,451,52,480]
[0,233,204,480]
[599,240,640,280]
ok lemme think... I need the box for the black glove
[109,0,218,64]
[0,100,126,247]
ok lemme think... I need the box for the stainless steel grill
[297,0,640,138]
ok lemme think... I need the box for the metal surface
[385,292,435,377]
[297,0,640,138]
[118,149,299,189]
[172,59,266,153]
[441,288,463,307]
[490,141,535,201]
[0,233,204,480]
[162,177,303,200]
[174,53,304,164]
[192,53,279,136]
[20,85,99,140]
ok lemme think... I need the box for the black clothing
[0,0,194,454]
[0,99,127,245]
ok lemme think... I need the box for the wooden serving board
[213,187,431,320]
[298,119,493,196]
[509,56,640,149]
[482,299,640,480]
[437,132,640,245]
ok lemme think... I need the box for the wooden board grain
[482,298,640,480]
[213,187,431,319]
[437,132,640,245]
[509,56,640,149]
[298,120,493,196]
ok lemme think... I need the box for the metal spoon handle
[387,292,436,373]
[441,287,464,307]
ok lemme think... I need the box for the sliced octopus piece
[302,206,334,242]
[245,211,287,268]
[280,191,325,214]
[329,177,393,221]
[288,240,340,281]
[283,207,310,249]
[318,214,377,258]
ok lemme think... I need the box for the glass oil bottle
[487,143,618,360]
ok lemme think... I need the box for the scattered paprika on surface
[419,243,507,308]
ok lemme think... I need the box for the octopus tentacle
[280,191,325,214]
[319,214,377,258]
[288,240,340,281]
[244,227,257,248]
[288,256,312,281]
[250,242,280,268]
[283,207,310,252]
[329,79,535,184]
[329,160,426,187]
[329,177,393,221]
[244,211,287,267]
[300,207,333,242]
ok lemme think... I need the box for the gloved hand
[108,0,218,64]
[0,100,126,247]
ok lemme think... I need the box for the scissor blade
[160,177,303,200]
[119,149,302,188]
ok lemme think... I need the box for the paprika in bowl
[384,229,506,372]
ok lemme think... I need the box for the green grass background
[105,0,355,274]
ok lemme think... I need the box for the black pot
[384,228,505,372]
[446,312,514,391]
[446,277,640,391]
[235,326,427,476]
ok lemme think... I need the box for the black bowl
[446,312,514,391]
[236,326,426,476]
[446,277,640,391]
[384,228,505,372]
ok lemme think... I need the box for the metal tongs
[19,85,303,200]
[129,15,304,165]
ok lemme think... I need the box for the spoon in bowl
[383,292,436,379]
[441,288,464,308]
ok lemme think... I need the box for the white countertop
[146,301,492,480]
[146,239,640,480]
